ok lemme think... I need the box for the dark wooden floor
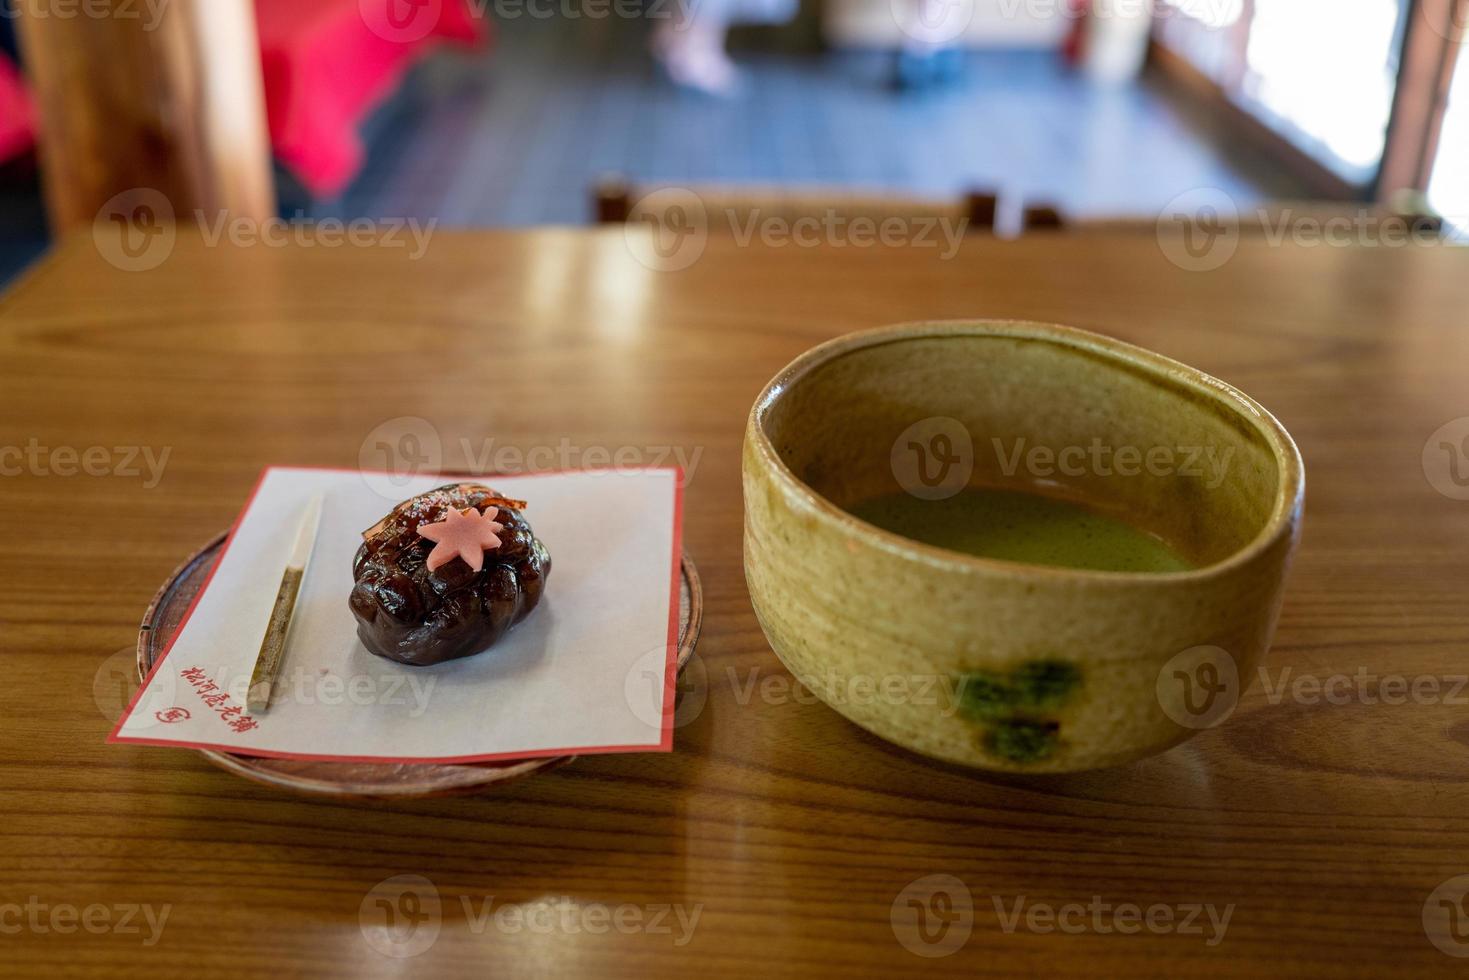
[1,18,1305,285]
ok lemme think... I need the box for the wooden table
[3,229,1468,977]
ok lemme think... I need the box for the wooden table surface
[3,229,1468,977]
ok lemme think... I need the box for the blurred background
[0,0,1464,286]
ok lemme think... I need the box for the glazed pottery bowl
[743,321,1304,772]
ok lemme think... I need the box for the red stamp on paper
[154,707,191,724]
[179,666,259,733]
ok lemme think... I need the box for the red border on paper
[108,465,687,764]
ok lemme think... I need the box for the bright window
[1429,62,1468,228]
[1156,0,1411,184]
[1161,0,1244,31]
[1157,0,1239,29]
[1242,0,1404,175]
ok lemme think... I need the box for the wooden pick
[246,494,323,714]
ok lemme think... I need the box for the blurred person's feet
[652,22,741,97]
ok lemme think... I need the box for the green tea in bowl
[742,320,1304,773]
[845,486,1195,574]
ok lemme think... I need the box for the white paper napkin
[111,466,683,763]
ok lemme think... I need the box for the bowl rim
[747,319,1305,584]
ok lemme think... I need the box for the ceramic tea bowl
[743,321,1304,772]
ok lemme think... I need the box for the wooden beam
[14,0,274,233]
[1378,0,1466,201]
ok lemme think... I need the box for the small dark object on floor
[892,47,965,92]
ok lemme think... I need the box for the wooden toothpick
[246,494,323,714]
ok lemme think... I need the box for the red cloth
[0,54,35,163]
[255,0,487,197]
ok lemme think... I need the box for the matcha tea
[847,487,1193,573]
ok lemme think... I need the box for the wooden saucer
[136,533,702,799]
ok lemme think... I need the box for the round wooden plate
[136,533,702,799]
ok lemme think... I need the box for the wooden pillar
[1378,0,1466,202]
[14,0,274,233]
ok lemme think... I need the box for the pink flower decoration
[417,506,505,572]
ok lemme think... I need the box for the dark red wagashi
[349,483,551,667]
